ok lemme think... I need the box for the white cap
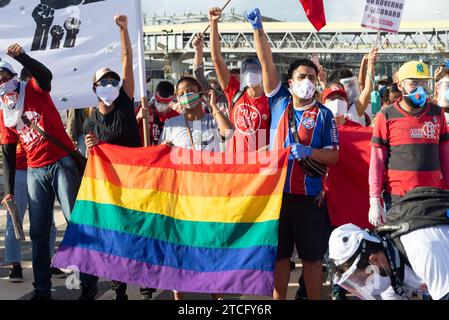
[0,61,16,75]
[329,224,381,266]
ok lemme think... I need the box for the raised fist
[31,4,55,51]
[6,43,25,57]
[63,17,81,48]
[192,33,204,50]
[50,25,65,49]
[114,14,128,30]
[208,7,222,22]
[40,0,82,10]
[32,3,55,27]
[0,0,11,9]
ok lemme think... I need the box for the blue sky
[143,0,449,22]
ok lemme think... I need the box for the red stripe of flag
[299,0,327,31]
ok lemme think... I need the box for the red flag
[325,126,373,230]
[299,0,326,31]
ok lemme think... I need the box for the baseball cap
[92,67,120,84]
[322,87,348,101]
[0,61,17,77]
[329,223,381,267]
[397,61,431,82]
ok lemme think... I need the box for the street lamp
[162,29,173,79]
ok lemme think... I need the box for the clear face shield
[334,254,392,300]
[240,58,262,91]
[340,76,360,105]
[437,79,449,108]
[402,78,433,95]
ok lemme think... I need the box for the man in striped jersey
[247,8,339,300]
[369,60,449,227]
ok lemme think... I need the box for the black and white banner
[0,0,142,110]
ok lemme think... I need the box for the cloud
[143,0,449,22]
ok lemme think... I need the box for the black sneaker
[50,267,67,278]
[140,288,155,300]
[9,265,23,283]
[30,290,52,300]
[115,294,128,301]
[78,284,98,300]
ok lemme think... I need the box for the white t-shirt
[400,225,449,300]
[345,103,368,127]
[160,114,222,152]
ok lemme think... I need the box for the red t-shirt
[135,104,179,146]
[0,78,74,168]
[340,119,362,128]
[224,76,270,152]
[0,111,27,170]
[371,101,449,199]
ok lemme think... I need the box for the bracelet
[212,110,222,116]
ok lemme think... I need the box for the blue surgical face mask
[404,86,427,108]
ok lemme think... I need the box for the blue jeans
[5,170,57,264]
[27,156,80,294]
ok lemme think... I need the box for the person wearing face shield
[0,43,90,300]
[434,67,449,125]
[191,33,229,117]
[249,8,339,300]
[369,61,449,229]
[329,223,449,300]
[209,7,270,153]
[328,49,378,127]
[135,81,178,146]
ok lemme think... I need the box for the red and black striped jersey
[371,101,449,200]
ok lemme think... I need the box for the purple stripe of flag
[53,245,274,296]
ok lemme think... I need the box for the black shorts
[277,193,329,261]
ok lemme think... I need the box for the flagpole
[135,0,150,146]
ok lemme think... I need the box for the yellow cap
[397,61,431,82]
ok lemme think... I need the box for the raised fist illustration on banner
[40,0,83,10]
[31,3,55,51]
[63,17,81,48]
[40,0,105,9]
[50,25,65,49]
[0,0,11,8]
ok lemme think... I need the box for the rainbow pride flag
[53,144,289,296]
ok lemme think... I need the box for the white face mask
[291,78,316,100]
[0,78,19,97]
[244,72,262,88]
[96,85,120,107]
[326,99,348,117]
[365,272,392,297]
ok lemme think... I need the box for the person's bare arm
[358,54,369,91]
[115,15,134,99]
[310,148,339,165]
[356,48,378,117]
[248,9,279,94]
[192,34,211,92]
[209,7,231,90]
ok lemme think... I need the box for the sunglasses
[97,79,120,87]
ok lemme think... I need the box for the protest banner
[0,0,143,110]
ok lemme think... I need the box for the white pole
[135,0,150,146]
